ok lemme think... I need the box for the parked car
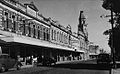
[37,57,56,66]
[0,54,22,72]
[97,53,112,64]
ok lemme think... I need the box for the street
[1,60,118,74]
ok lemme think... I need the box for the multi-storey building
[89,43,100,59]
[0,0,88,65]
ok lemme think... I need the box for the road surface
[1,60,120,74]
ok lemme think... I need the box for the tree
[102,0,120,59]
[102,0,120,13]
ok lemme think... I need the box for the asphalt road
[0,60,114,74]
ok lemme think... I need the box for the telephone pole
[110,4,116,69]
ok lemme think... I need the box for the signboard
[27,6,36,17]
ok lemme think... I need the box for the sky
[19,0,111,53]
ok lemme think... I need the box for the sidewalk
[21,65,33,69]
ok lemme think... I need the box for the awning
[0,30,84,52]
[0,38,10,46]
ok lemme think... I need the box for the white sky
[19,0,111,53]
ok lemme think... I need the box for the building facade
[0,0,88,65]
[89,44,100,59]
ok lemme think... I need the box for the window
[61,32,63,43]
[37,26,40,39]
[28,22,31,37]
[35,25,38,38]
[12,14,16,32]
[4,11,9,30]
[43,27,46,40]
[20,18,26,35]
[46,28,50,41]
[57,31,59,42]
[33,25,36,38]
[51,29,54,40]
[59,32,62,42]
[54,30,56,41]
[0,7,3,29]
[39,25,43,39]
[30,22,34,37]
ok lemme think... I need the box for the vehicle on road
[0,54,22,72]
[97,53,112,64]
[37,57,56,66]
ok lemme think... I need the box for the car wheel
[1,65,6,72]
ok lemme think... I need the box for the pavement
[21,65,33,69]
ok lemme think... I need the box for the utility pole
[110,4,116,69]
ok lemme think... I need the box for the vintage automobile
[0,54,22,72]
[37,57,56,66]
[97,53,112,64]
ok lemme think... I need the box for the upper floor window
[51,29,54,40]
[4,11,9,19]
[54,30,56,41]
[57,31,59,41]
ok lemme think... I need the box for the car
[37,57,56,66]
[97,53,112,64]
[0,54,22,72]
